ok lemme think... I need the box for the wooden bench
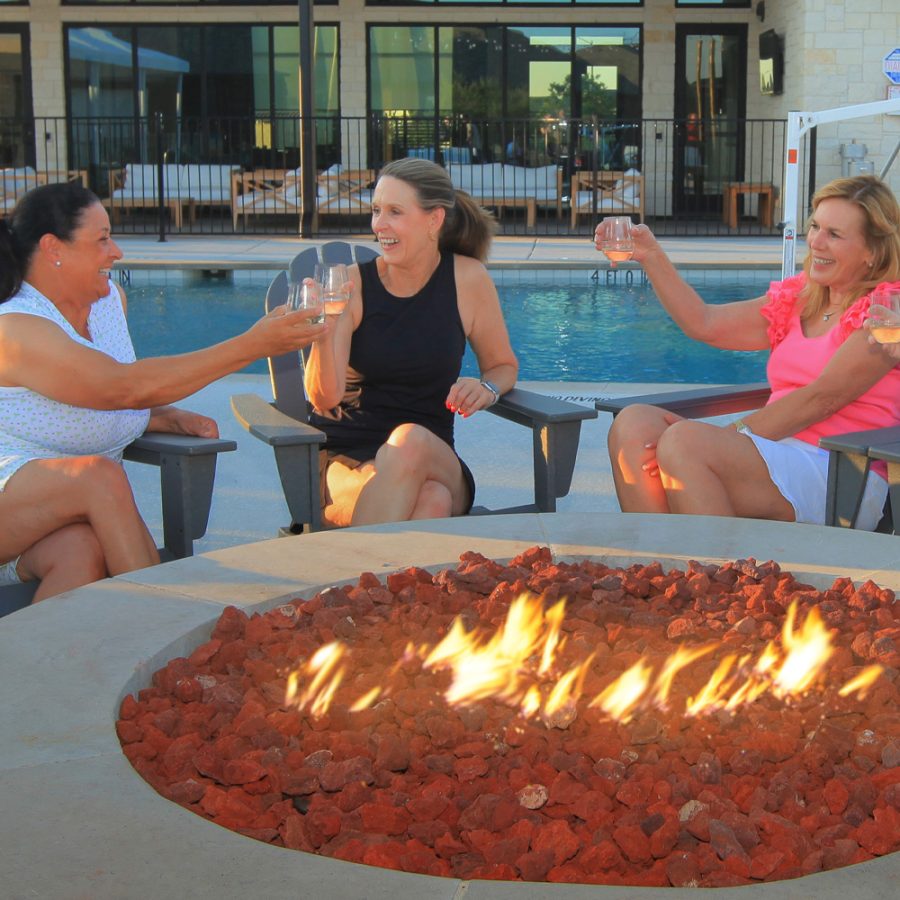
[722,182,775,229]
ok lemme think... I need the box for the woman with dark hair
[304,156,519,527]
[598,173,900,530]
[0,182,325,601]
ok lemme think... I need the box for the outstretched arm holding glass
[593,174,900,530]
[0,182,326,602]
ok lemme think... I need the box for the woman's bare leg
[17,524,107,602]
[607,404,683,513]
[0,456,159,576]
[655,419,795,521]
[323,425,469,527]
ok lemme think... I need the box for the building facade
[2,0,898,228]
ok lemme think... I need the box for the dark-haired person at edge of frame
[304,157,519,528]
[595,174,900,530]
[0,182,326,602]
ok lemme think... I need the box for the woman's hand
[640,411,682,477]
[593,221,660,264]
[148,405,220,438]
[446,377,498,418]
[864,304,900,360]
[247,304,328,357]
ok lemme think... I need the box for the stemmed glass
[599,216,634,268]
[287,278,325,324]
[868,288,900,344]
[315,263,351,317]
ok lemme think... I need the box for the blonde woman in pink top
[596,174,900,530]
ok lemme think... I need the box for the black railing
[1,113,788,239]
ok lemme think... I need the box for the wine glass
[599,216,634,268]
[287,278,325,324]
[315,263,351,317]
[868,288,900,344]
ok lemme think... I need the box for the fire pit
[120,546,900,888]
[3,512,900,899]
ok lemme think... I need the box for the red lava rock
[612,823,652,864]
[116,549,900,886]
[666,852,701,887]
[532,819,580,866]
[359,802,411,836]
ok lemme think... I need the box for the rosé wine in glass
[599,216,634,267]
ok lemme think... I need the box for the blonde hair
[378,157,496,263]
[800,174,900,320]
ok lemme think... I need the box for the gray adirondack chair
[0,432,236,616]
[231,240,597,534]
[595,383,897,533]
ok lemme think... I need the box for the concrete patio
[2,512,899,900]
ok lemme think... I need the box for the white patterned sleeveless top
[0,280,151,489]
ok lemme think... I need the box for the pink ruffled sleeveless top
[761,274,900,453]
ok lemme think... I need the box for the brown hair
[378,157,496,263]
[800,174,900,320]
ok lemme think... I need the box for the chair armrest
[230,393,325,533]
[596,383,771,419]
[819,425,900,458]
[124,432,237,459]
[488,388,597,513]
[124,432,237,560]
[820,426,900,532]
[230,392,326,447]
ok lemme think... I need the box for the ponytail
[439,191,496,263]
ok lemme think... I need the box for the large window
[0,26,31,166]
[368,0,639,6]
[369,24,639,165]
[66,24,339,180]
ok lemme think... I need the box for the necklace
[822,312,835,321]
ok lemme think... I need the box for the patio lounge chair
[570,170,644,228]
[445,163,563,228]
[2,168,88,216]
[0,431,237,616]
[106,163,239,228]
[231,167,374,229]
[230,241,597,534]
[595,383,897,533]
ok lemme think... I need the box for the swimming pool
[121,267,776,383]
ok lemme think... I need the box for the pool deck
[115,232,797,272]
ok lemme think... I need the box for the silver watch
[480,379,501,406]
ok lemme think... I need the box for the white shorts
[0,557,23,586]
[746,434,888,531]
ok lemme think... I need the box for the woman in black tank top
[304,158,519,528]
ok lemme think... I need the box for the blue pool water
[121,267,776,383]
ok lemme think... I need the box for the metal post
[155,112,166,243]
[298,0,316,237]
[781,98,900,280]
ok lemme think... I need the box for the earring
[54,261,61,268]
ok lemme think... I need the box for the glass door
[0,26,32,167]
[674,25,746,216]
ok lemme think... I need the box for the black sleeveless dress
[309,251,475,507]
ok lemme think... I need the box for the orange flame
[283,593,880,727]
